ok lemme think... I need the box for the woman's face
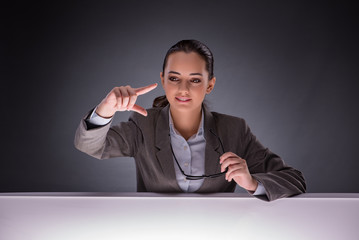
[160,51,215,113]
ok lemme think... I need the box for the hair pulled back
[153,39,214,108]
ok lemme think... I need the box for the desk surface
[1,192,359,198]
[1,193,358,240]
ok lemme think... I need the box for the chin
[170,102,201,112]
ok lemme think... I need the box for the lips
[175,96,191,102]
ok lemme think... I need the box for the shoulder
[208,111,254,146]
[207,110,252,139]
[210,111,247,128]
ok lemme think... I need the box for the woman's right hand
[95,83,158,118]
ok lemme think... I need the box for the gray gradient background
[2,1,359,193]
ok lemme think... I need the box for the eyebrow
[168,71,203,76]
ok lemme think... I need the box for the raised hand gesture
[95,83,158,118]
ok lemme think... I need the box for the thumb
[131,104,148,116]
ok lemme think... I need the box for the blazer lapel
[155,105,182,191]
[196,105,223,192]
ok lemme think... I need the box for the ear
[206,77,216,94]
[160,72,164,86]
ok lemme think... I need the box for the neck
[170,106,202,140]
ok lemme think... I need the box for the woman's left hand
[220,152,258,192]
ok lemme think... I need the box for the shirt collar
[169,108,204,139]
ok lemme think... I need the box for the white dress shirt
[169,109,206,192]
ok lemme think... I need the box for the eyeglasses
[169,129,228,180]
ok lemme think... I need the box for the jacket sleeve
[240,120,306,201]
[74,110,140,160]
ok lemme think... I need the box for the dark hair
[153,39,214,108]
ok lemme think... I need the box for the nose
[178,81,190,93]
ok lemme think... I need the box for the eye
[191,78,201,83]
[169,76,179,81]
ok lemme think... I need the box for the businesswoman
[74,39,306,201]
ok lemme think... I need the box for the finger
[220,152,240,164]
[127,88,138,110]
[226,160,249,181]
[226,163,243,178]
[221,157,242,172]
[131,104,148,116]
[226,168,244,182]
[134,83,158,95]
[119,87,130,110]
[225,164,238,180]
[114,88,122,110]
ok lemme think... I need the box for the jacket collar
[155,104,222,192]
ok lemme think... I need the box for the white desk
[1,193,358,240]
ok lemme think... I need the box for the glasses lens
[171,129,227,181]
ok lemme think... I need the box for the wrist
[95,105,115,118]
[246,177,258,192]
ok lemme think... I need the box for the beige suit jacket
[74,104,306,201]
